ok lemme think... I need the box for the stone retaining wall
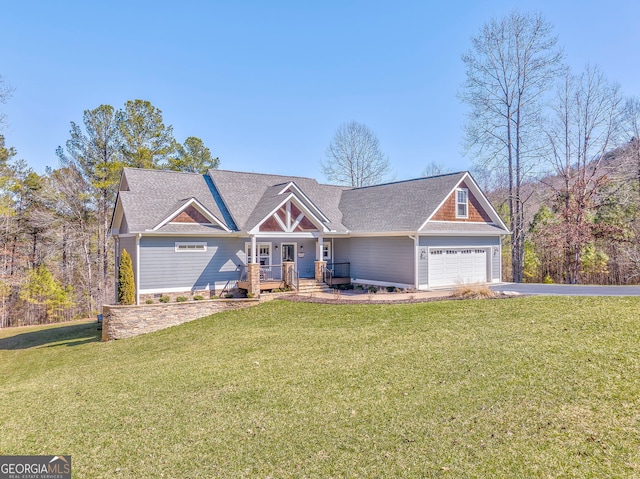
[102,298,259,341]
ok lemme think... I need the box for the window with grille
[175,242,207,252]
[456,188,468,218]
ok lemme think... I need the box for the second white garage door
[428,248,487,287]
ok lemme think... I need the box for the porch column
[251,235,257,264]
[315,236,326,282]
[314,260,326,282]
[247,263,260,297]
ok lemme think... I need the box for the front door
[281,243,296,264]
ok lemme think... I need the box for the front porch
[237,261,351,294]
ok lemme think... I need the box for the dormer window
[456,188,468,218]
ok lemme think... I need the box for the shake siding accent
[341,237,414,285]
[430,182,492,222]
[139,236,244,291]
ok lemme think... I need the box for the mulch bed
[279,292,517,305]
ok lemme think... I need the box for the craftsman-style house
[110,168,509,303]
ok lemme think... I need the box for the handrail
[323,264,334,285]
[219,279,234,297]
[323,262,350,285]
[238,264,247,281]
[285,265,299,291]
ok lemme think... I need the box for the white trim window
[456,188,469,218]
[245,242,272,266]
[322,243,332,261]
[175,242,207,252]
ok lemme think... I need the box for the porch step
[296,279,333,294]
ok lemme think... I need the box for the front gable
[171,204,212,224]
[430,181,492,222]
[256,197,323,233]
[419,173,509,233]
[153,198,230,232]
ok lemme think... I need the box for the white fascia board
[418,230,506,237]
[152,198,230,232]
[277,182,330,222]
[344,231,418,237]
[250,231,318,239]
[459,174,509,231]
[419,175,466,231]
[137,231,238,238]
[108,193,124,235]
[250,193,329,234]
[419,172,509,232]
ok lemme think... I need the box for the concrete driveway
[490,283,640,296]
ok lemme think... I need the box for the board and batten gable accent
[138,236,245,293]
[430,181,493,222]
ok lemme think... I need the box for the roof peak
[350,171,467,190]
[123,167,205,177]
[210,169,320,182]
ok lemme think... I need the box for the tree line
[0,97,218,327]
[460,10,640,285]
[2,10,639,326]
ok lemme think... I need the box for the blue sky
[2,0,639,182]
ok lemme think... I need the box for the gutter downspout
[136,234,141,305]
[409,234,419,290]
[114,236,119,304]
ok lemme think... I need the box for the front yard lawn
[0,296,639,478]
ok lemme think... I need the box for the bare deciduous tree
[621,97,640,196]
[0,74,14,130]
[421,161,453,177]
[544,65,624,283]
[460,10,563,282]
[322,121,390,187]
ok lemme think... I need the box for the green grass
[1,297,639,478]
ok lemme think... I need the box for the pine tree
[117,249,135,305]
[19,264,74,323]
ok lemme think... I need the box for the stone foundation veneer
[315,260,327,282]
[102,298,259,341]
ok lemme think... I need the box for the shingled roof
[113,168,508,235]
[116,168,228,232]
[208,170,348,232]
[339,172,467,232]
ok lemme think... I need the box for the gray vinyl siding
[118,236,138,286]
[492,245,501,281]
[418,235,501,285]
[333,236,414,285]
[243,237,318,278]
[139,236,244,292]
[418,236,501,248]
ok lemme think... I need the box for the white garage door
[428,248,487,287]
